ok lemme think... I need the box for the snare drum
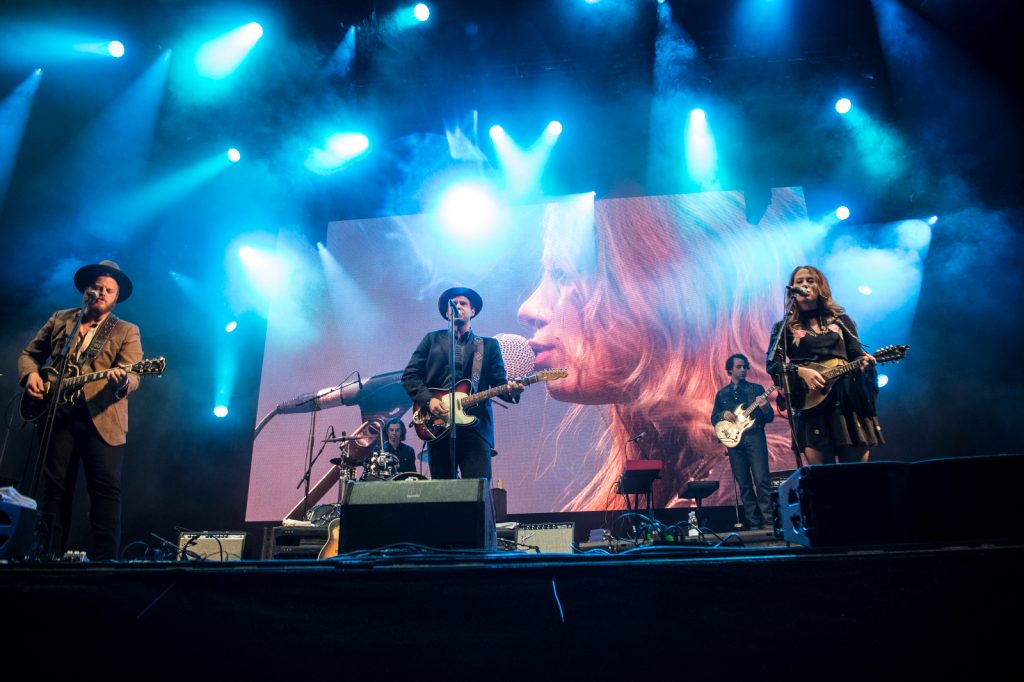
[363,450,401,480]
[390,472,429,481]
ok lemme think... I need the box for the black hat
[74,260,133,302]
[437,286,482,319]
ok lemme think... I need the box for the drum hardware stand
[767,291,805,469]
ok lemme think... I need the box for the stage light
[877,374,889,389]
[686,108,718,190]
[213,405,229,418]
[227,148,241,162]
[857,284,873,296]
[305,132,369,174]
[690,108,706,124]
[107,41,125,58]
[927,215,939,225]
[225,320,238,333]
[489,124,505,140]
[835,97,852,114]
[835,205,850,221]
[438,182,500,238]
[414,4,431,22]
[195,22,264,79]
[546,120,563,136]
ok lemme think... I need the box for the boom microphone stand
[447,299,458,478]
[766,291,804,469]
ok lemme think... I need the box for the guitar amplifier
[515,522,575,554]
[177,532,246,561]
[261,526,329,560]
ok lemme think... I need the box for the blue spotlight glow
[835,205,851,221]
[414,4,431,22]
[489,124,505,140]
[857,284,873,296]
[225,320,238,333]
[227,148,241,162]
[213,405,229,418]
[107,41,125,58]
[686,108,718,190]
[195,22,264,79]
[877,374,889,389]
[835,98,852,114]
[438,182,501,239]
[690,108,706,124]
[927,215,939,225]
[305,132,370,174]
[546,120,563,136]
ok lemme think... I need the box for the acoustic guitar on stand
[410,369,567,442]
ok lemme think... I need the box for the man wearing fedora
[402,287,522,481]
[18,260,143,561]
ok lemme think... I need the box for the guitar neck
[460,375,538,409]
[739,386,776,418]
[66,365,129,389]
[822,360,861,382]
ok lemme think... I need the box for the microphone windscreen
[495,333,535,379]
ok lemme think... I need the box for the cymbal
[329,457,361,466]
[323,435,363,442]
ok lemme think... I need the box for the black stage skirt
[793,371,884,450]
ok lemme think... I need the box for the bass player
[711,353,775,530]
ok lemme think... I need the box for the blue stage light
[690,108,706,125]
[835,205,851,221]
[857,284,873,296]
[438,182,500,239]
[927,215,939,225]
[195,22,265,79]
[227,148,241,162]
[414,4,431,22]
[877,374,889,389]
[225,320,238,333]
[213,405,229,417]
[489,124,505,140]
[107,41,125,58]
[546,120,563,136]
[835,97,852,114]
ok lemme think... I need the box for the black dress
[768,311,883,451]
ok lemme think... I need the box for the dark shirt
[711,380,775,429]
[384,441,417,473]
[401,328,514,447]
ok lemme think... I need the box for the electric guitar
[411,369,567,442]
[20,357,167,422]
[714,386,778,448]
[792,344,909,412]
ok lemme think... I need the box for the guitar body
[20,363,81,422]
[410,380,478,442]
[319,518,340,559]
[19,356,167,423]
[791,345,909,413]
[714,407,755,449]
[794,358,844,412]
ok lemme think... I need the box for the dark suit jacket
[401,329,513,448]
[18,308,143,446]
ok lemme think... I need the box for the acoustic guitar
[791,344,908,412]
[410,369,567,442]
[20,357,166,422]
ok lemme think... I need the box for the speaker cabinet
[338,478,496,552]
[779,454,1024,547]
[0,500,37,561]
[178,532,247,561]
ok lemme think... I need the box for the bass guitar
[411,369,567,442]
[714,385,778,448]
[20,357,167,422]
[792,344,908,412]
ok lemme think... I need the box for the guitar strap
[78,315,120,368]
[470,338,484,394]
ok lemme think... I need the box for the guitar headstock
[532,369,568,382]
[132,357,167,376]
[874,345,909,365]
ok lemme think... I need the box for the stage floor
[4,539,1022,678]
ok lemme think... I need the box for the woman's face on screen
[518,214,621,405]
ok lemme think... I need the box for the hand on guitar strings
[24,372,45,399]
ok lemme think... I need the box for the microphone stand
[448,302,458,479]
[766,293,804,469]
[30,295,94,557]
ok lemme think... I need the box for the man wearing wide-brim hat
[401,286,523,482]
[18,260,143,561]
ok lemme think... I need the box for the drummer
[381,417,417,474]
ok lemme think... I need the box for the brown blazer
[18,308,143,446]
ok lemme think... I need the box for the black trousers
[427,428,491,481]
[37,403,124,561]
[727,428,772,527]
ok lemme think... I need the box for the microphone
[787,285,811,296]
[627,431,647,443]
[494,333,535,379]
[84,288,98,303]
[276,375,362,414]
